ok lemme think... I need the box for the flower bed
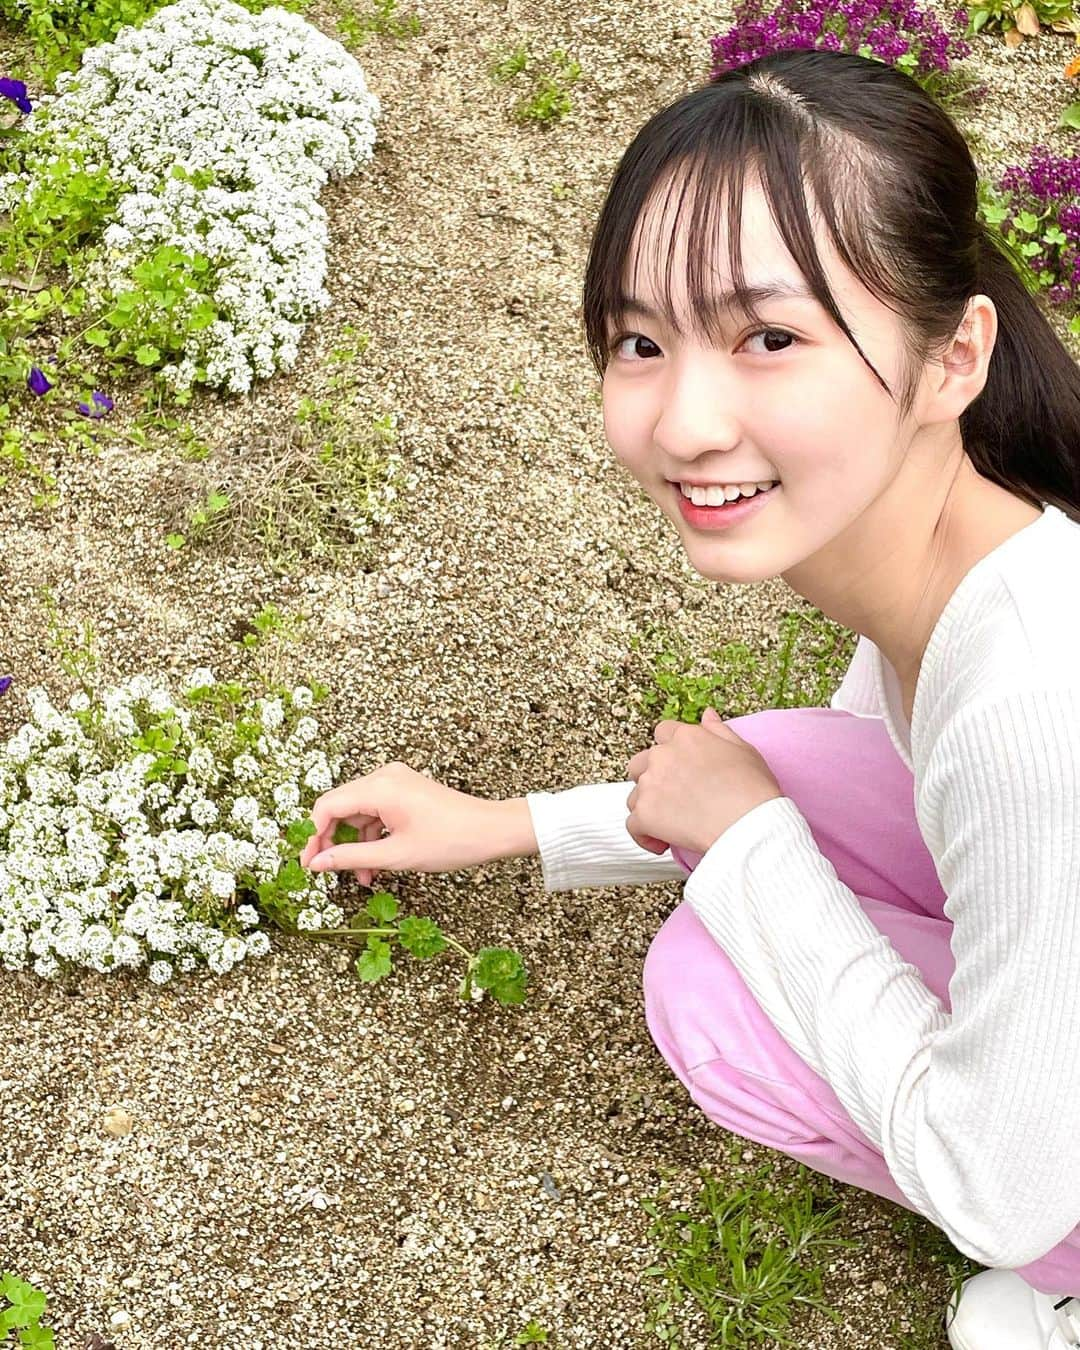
[0,666,345,982]
[1,0,381,393]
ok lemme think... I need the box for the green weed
[490,42,582,125]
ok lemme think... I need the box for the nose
[652,352,743,471]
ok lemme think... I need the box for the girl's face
[601,170,923,585]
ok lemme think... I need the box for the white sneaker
[945,1269,1080,1349]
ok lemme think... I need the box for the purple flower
[0,675,12,695]
[0,78,32,116]
[27,365,52,396]
[76,390,115,418]
[708,0,972,79]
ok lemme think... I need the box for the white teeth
[680,480,776,507]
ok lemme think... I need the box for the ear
[926,294,998,425]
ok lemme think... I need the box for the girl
[301,48,1080,1349]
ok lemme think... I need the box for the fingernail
[310,850,332,870]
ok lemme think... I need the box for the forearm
[486,796,539,860]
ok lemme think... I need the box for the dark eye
[610,333,660,361]
[744,328,797,355]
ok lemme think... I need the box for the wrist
[485,796,539,860]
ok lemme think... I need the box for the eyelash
[607,327,799,361]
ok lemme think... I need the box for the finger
[301,822,343,867]
[626,823,667,854]
[301,795,343,865]
[302,796,382,865]
[353,819,384,885]
[308,837,395,874]
[309,779,379,835]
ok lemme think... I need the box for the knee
[642,901,696,1003]
[642,902,733,1077]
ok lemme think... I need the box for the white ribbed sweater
[525,502,1080,1271]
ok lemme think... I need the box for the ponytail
[962,233,1080,523]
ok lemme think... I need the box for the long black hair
[582,49,1080,522]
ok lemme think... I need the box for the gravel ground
[0,0,1077,1345]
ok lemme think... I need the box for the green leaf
[331,821,359,845]
[397,915,447,959]
[19,1324,55,1349]
[188,301,216,330]
[277,859,307,892]
[286,818,317,848]
[166,533,185,549]
[1060,102,1080,131]
[84,328,111,347]
[474,947,528,1005]
[365,890,398,922]
[135,345,161,365]
[355,939,393,982]
[0,1277,44,1326]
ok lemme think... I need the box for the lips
[672,480,780,530]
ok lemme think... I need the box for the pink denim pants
[642,706,1080,1296]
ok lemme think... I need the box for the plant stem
[301,924,476,961]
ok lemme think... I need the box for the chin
[684,549,779,585]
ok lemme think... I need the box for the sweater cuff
[524,781,689,892]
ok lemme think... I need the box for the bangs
[582,76,920,409]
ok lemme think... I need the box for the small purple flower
[0,675,12,696]
[0,78,32,116]
[76,390,115,419]
[27,365,52,396]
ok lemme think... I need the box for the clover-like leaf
[397,915,447,960]
[286,818,317,849]
[355,938,393,983]
[474,947,528,1005]
[365,890,398,923]
[277,859,306,893]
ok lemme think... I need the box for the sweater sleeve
[681,685,1080,1270]
[524,781,688,891]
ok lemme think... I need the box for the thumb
[702,706,731,734]
[309,836,396,873]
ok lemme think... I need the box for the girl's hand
[625,708,783,857]
[299,762,502,885]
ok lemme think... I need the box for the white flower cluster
[27,0,380,392]
[0,670,345,984]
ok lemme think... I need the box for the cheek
[601,382,647,461]
[759,371,883,476]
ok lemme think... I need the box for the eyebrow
[615,282,816,324]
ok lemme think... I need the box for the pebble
[103,1107,133,1137]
